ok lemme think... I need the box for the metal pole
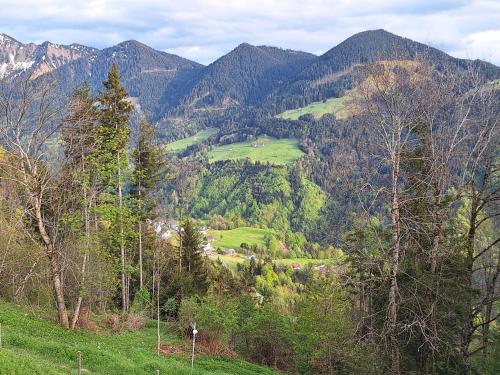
[77,351,82,375]
[191,323,197,374]
[157,271,160,356]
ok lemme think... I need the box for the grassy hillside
[208,227,274,249]
[276,96,348,120]
[0,302,278,375]
[208,254,247,272]
[166,128,219,153]
[207,136,304,165]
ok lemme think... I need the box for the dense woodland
[0,31,499,375]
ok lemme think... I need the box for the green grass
[165,128,219,153]
[207,136,304,165]
[276,96,348,120]
[208,227,274,249]
[0,302,278,375]
[209,255,248,272]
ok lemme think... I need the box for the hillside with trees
[0,30,499,375]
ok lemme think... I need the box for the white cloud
[0,0,498,65]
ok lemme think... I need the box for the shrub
[178,296,238,354]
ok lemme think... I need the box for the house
[313,264,329,274]
[224,248,236,256]
[201,243,213,256]
[206,235,215,243]
[161,230,172,240]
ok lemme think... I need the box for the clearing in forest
[276,96,348,120]
[165,127,219,153]
[207,135,304,165]
[207,226,274,249]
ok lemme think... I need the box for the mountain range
[1,29,499,135]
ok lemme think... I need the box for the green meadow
[0,302,278,375]
[277,96,348,120]
[207,136,304,165]
[208,226,274,249]
[165,128,219,153]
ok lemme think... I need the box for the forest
[0,52,498,375]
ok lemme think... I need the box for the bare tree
[0,75,69,327]
[352,60,439,374]
[458,81,499,369]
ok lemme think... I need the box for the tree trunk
[34,196,69,328]
[388,148,401,375]
[117,154,128,312]
[71,252,88,329]
[138,221,143,289]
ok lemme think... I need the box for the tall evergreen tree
[91,64,133,312]
[61,84,100,328]
[131,117,164,289]
[180,218,208,294]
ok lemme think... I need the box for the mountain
[264,29,500,112]
[43,39,202,120]
[1,30,498,129]
[0,33,97,79]
[173,43,315,111]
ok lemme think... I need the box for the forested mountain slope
[3,29,498,128]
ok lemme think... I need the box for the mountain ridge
[1,30,498,128]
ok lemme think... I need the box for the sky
[0,0,498,65]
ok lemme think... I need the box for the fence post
[77,350,82,375]
[191,323,197,374]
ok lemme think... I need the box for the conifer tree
[61,84,100,328]
[180,219,208,294]
[91,64,133,312]
[131,117,164,289]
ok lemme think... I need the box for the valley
[0,26,498,375]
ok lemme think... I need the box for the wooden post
[77,351,82,375]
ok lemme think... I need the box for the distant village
[149,218,334,274]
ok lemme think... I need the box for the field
[208,254,247,272]
[276,96,348,120]
[165,128,219,153]
[0,302,278,375]
[208,226,274,249]
[207,136,304,165]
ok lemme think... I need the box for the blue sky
[1,0,498,65]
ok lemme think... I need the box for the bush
[131,287,151,313]
[239,303,295,371]
[293,277,379,374]
[178,296,238,354]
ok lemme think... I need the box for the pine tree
[91,64,133,312]
[131,117,164,289]
[61,84,100,328]
[180,218,208,294]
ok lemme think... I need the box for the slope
[175,43,316,110]
[0,302,278,375]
